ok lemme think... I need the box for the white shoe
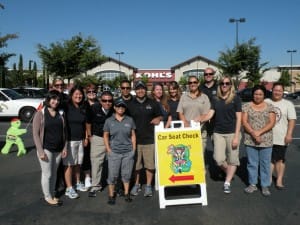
[85,177,92,188]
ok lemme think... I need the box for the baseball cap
[134,80,146,90]
[114,98,127,107]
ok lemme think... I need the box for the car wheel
[19,107,36,122]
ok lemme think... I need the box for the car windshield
[2,89,23,100]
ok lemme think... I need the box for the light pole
[229,18,246,47]
[287,49,297,92]
[115,51,124,73]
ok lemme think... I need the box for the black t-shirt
[43,108,64,152]
[211,95,242,134]
[200,82,218,101]
[127,97,162,145]
[66,103,86,141]
[86,102,113,137]
[167,99,179,121]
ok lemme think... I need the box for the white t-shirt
[265,98,297,145]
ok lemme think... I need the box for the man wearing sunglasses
[86,91,114,197]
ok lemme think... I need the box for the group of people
[32,68,297,207]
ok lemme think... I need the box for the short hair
[120,79,131,87]
[252,85,267,98]
[272,82,284,91]
[44,90,60,107]
[53,76,64,85]
[100,91,113,99]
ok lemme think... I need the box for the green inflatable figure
[1,118,27,156]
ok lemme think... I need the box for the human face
[253,89,265,104]
[53,81,64,93]
[135,87,146,99]
[188,77,199,93]
[49,98,60,109]
[86,89,97,100]
[114,105,126,115]
[169,86,178,98]
[220,79,232,94]
[100,95,113,110]
[153,84,163,100]
[203,69,214,82]
[272,85,284,102]
[120,83,131,97]
[71,90,83,105]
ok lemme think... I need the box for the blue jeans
[246,145,272,188]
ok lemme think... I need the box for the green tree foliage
[37,33,106,84]
[278,70,291,87]
[218,38,268,88]
[73,75,101,89]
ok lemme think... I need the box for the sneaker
[76,182,88,192]
[125,194,132,202]
[244,185,258,194]
[85,177,92,189]
[262,187,271,197]
[107,196,116,205]
[130,184,141,196]
[223,183,231,194]
[144,185,153,197]
[65,187,79,199]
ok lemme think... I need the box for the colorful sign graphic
[156,129,205,186]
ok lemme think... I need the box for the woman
[82,84,97,189]
[103,98,136,204]
[202,76,242,194]
[32,90,67,206]
[242,85,276,196]
[167,81,182,128]
[150,83,171,128]
[63,85,87,199]
[177,75,211,151]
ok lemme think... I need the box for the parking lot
[0,101,300,225]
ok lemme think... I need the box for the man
[127,81,162,197]
[265,82,296,190]
[51,77,68,110]
[117,79,134,116]
[86,91,114,197]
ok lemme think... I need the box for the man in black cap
[127,81,162,197]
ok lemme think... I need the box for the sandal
[244,185,258,194]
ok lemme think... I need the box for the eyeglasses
[204,73,214,76]
[54,84,63,87]
[87,90,97,94]
[188,81,198,85]
[220,82,231,86]
[101,99,113,103]
[121,87,131,90]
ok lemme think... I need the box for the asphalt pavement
[0,103,300,225]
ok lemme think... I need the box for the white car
[0,88,43,122]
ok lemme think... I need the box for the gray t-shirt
[103,114,136,153]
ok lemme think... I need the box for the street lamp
[287,49,297,91]
[115,51,124,73]
[229,18,246,47]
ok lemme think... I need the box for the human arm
[131,129,136,152]
[178,112,190,127]
[103,131,111,154]
[164,115,172,128]
[285,119,296,144]
[232,112,242,149]
[32,111,47,160]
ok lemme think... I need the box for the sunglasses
[188,81,198,85]
[87,90,97,94]
[54,84,63,87]
[204,73,214,76]
[101,99,113,103]
[121,87,131,90]
[220,82,231,86]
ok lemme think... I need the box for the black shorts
[271,145,287,163]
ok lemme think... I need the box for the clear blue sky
[1,0,299,70]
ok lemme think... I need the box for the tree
[218,38,268,88]
[37,33,106,84]
[0,33,19,87]
[278,70,291,87]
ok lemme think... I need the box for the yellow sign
[156,129,206,186]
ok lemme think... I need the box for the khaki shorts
[213,132,240,166]
[63,140,84,166]
[135,144,155,170]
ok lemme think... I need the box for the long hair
[44,90,60,109]
[150,82,170,112]
[217,76,236,104]
[167,81,182,101]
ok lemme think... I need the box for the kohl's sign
[135,70,174,82]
